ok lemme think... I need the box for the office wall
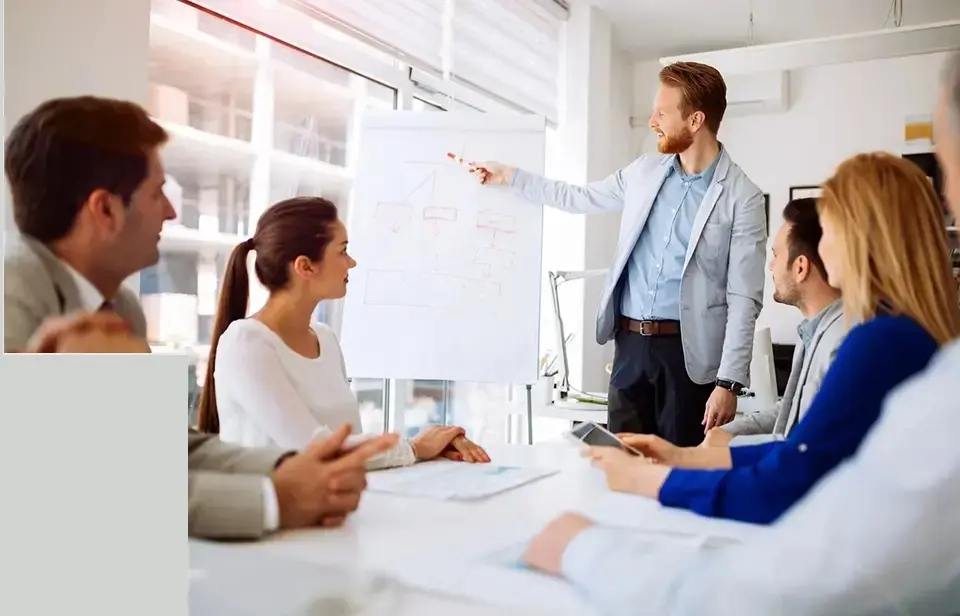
[2,0,152,291]
[629,52,950,343]
[549,3,635,394]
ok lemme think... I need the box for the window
[146,0,397,416]
[153,0,564,441]
[413,97,445,112]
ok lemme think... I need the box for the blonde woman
[585,152,960,524]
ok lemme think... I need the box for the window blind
[293,0,567,122]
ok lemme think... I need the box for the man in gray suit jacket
[707,198,845,447]
[20,295,397,539]
[3,95,175,351]
[474,63,766,446]
[4,95,398,540]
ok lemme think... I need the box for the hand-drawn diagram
[364,269,500,309]
[474,209,517,280]
[373,169,438,234]
[364,146,521,310]
[375,202,413,233]
[423,206,458,236]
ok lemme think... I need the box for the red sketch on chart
[374,202,413,233]
[474,209,516,280]
[374,170,438,233]
[422,206,458,236]
[363,269,501,309]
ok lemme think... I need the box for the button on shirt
[620,151,721,321]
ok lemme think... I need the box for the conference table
[190,442,764,615]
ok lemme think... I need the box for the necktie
[98,300,115,312]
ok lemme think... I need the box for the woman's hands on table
[410,425,490,463]
[440,434,491,463]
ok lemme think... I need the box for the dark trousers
[606,329,714,447]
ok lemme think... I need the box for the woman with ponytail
[196,197,489,468]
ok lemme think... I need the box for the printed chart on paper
[365,461,557,501]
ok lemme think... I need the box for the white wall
[719,52,950,343]
[2,0,152,291]
[628,52,951,344]
[544,2,635,394]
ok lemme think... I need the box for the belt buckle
[639,320,656,336]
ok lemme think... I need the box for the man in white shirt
[521,52,960,615]
[3,95,176,350]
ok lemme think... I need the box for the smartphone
[566,421,642,456]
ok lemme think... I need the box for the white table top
[194,443,764,615]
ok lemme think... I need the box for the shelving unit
[144,1,396,363]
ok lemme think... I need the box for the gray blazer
[512,148,766,385]
[188,429,290,540]
[726,301,846,439]
[3,233,147,350]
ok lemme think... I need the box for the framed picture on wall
[902,152,948,218]
[789,185,823,201]
[763,193,770,232]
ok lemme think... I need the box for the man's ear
[83,189,126,237]
[689,110,706,132]
[794,255,811,283]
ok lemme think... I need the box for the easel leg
[526,384,533,445]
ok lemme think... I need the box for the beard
[772,282,799,306]
[656,126,695,154]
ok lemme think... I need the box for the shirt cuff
[262,477,280,533]
[560,525,623,585]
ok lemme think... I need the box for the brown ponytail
[194,197,340,432]
[196,239,254,433]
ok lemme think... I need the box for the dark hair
[4,96,168,242]
[782,197,828,279]
[658,62,728,134]
[196,197,340,433]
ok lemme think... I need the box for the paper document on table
[366,461,557,500]
[388,552,599,615]
[481,530,737,575]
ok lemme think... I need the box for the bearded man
[474,62,766,446]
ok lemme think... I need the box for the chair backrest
[741,327,778,412]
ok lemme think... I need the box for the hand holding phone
[565,422,642,456]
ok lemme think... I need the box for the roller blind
[293,0,567,122]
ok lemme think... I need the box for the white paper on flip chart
[365,460,558,500]
[340,111,546,385]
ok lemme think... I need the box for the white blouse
[213,319,415,469]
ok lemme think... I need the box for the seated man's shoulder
[818,308,848,351]
[4,236,58,307]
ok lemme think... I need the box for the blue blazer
[658,315,938,524]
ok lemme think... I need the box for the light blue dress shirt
[558,339,960,615]
[797,302,832,350]
[620,151,721,321]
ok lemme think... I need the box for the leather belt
[620,318,680,336]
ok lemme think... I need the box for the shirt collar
[58,259,106,312]
[671,146,722,185]
[797,299,841,348]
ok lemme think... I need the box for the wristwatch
[715,379,745,396]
